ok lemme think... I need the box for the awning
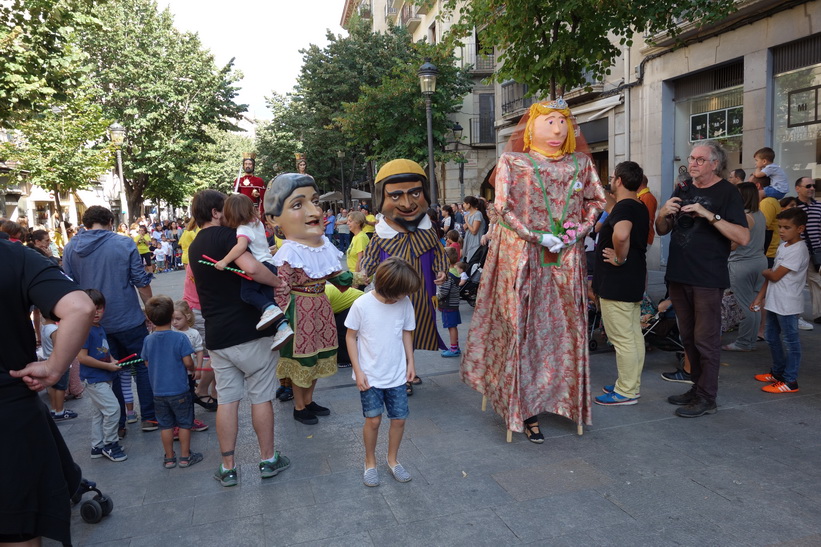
[27,185,53,202]
[319,189,372,202]
[75,189,106,207]
[319,191,342,202]
[351,189,371,199]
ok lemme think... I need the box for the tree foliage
[439,0,737,98]
[189,126,254,196]
[255,93,302,183]
[0,0,104,123]
[75,0,245,219]
[0,86,112,221]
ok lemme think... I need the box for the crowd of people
[4,99,821,544]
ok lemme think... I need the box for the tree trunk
[126,173,148,224]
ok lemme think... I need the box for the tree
[0,0,104,123]
[255,93,302,183]
[440,0,737,98]
[0,86,112,221]
[75,0,245,221]
[189,126,254,196]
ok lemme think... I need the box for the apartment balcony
[470,116,495,147]
[415,0,432,14]
[501,81,535,117]
[564,69,605,104]
[400,5,421,32]
[461,48,495,74]
[358,0,372,19]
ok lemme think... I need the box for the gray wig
[263,173,319,218]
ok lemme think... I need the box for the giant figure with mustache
[360,159,447,391]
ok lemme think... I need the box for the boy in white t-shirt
[345,257,418,487]
[153,242,167,272]
[216,194,293,350]
[751,207,810,393]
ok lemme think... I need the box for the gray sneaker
[363,466,379,487]
[214,465,238,487]
[271,323,294,351]
[259,451,290,479]
[387,462,412,483]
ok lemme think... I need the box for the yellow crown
[242,152,257,160]
[294,153,307,162]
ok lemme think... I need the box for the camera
[674,179,696,229]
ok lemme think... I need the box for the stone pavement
[46,269,821,546]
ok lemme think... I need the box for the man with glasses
[656,141,749,418]
[794,177,821,327]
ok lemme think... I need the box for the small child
[142,295,203,468]
[78,289,127,462]
[752,147,789,199]
[160,236,173,272]
[216,194,293,350]
[437,247,466,358]
[345,257,419,487]
[42,316,78,421]
[173,246,183,270]
[153,241,167,273]
[445,229,462,258]
[751,207,810,393]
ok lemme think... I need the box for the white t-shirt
[153,247,166,260]
[175,327,203,357]
[765,241,809,316]
[761,164,789,194]
[237,220,274,264]
[40,323,58,358]
[344,292,416,389]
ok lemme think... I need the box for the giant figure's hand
[540,234,565,253]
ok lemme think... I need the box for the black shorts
[140,252,153,266]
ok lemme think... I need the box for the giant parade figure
[359,159,447,395]
[234,153,266,215]
[460,98,606,443]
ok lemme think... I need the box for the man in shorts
[188,189,291,487]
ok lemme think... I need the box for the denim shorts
[154,392,194,429]
[52,368,70,391]
[441,309,461,328]
[360,384,409,420]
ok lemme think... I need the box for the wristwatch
[710,214,721,224]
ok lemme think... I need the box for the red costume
[234,174,266,215]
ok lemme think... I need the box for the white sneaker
[271,323,294,351]
[256,306,284,331]
[798,317,814,331]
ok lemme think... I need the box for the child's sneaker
[762,381,799,393]
[754,372,781,383]
[192,419,208,432]
[141,419,159,432]
[51,409,79,421]
[91,446,104,459]
[441,348,461,358]
[276,385,294,402]
[271,323,294,351]
[363,466,379,487]
[257,305,285,331]
[387,462,412,483]
[102,442,128,462]
[126,410,138,424]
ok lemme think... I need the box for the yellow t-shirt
[759,196,781,258]
[324,284,364,314]
[134,233,152,255]
[347,231,370,272]
[178,227,199,264]
[362,214,376,234]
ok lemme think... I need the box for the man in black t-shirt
[592,161,649,406]
[1,241,96,545]
[656,141,750,418]
[188,190,290,487]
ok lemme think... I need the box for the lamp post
[108,122,128,222]
[418,59,439,206]
[338,150,347,209]
[451,122,465,203]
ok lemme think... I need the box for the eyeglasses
[802,184,816,189]
[687,156,712,166]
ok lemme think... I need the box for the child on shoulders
[752,147,789,199]
[78,289,126,462]
[345,257,419,487]
[751,207,810,393]
[142,295,203,468]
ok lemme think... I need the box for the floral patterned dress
[272,238,350,388]
[460,150,605,432]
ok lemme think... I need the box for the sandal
[194,394,218,411]
[523,417,544,444]
[406,382,413,396]
[179,452,203,468]
[411,376,422,385]
[163,453,177,469]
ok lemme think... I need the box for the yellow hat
[375,159,427,185]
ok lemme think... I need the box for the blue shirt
[63,229,153,333]
[80,325,117,383]
[325,214,336,236]
[141,330,194,397]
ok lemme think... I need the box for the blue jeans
[154,392,194,430]
[764,311,801,383]
[107,323,155,426]
[240,262,277,313]
[764,186,786,200]
[360,384,409,419]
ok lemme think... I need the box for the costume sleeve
[328,271,353,288]
[360,238,380,277]
[432,238,448,273]
[494,154,542,245]
[274,263,295,311]
[578,154,607,238]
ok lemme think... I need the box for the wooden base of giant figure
[461,99,606,443]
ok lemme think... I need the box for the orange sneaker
[754,373,778,383]
[762,381,799,393]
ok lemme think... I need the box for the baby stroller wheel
[81,499,103,524]
[589,339,598,351]
[95,494,113,516]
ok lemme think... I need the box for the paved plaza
[45,269,821,546]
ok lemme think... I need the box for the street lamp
[418,58,439,205]
[451,122,465,202]
[108,122,128,222]
[338,150,347,209]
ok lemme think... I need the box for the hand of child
[434,271,446,285]
[749,298,763,312]
[406,363,416,384]
[354,370,370,392]
[215,260,227,271]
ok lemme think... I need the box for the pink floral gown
[460,150,606,432]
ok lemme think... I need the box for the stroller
[641,296,684,353]
[459,245,488,307]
